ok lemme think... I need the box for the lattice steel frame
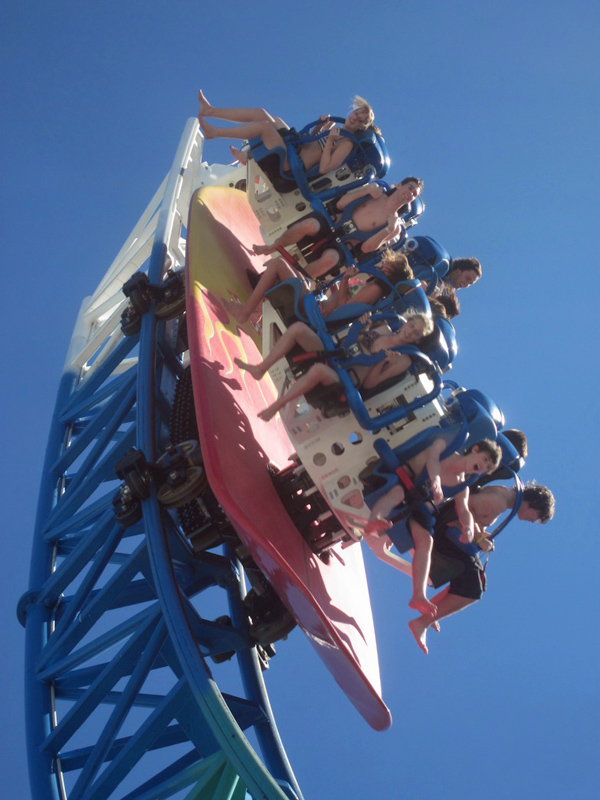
[20,120,302,800]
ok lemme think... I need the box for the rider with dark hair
[520,483,555,523]
[365,439,502,620]
[252,177,424,278]
[407,479,556,653]
[445,257,482,290]
[428,286,460,320]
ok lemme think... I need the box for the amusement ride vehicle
[21,115,523,799]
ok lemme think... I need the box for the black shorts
[255,148,296,193]
[296,213,332,244]
[410,502,436,537]
[429,526,487,600]
[296,214,343,272]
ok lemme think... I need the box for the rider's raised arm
[319,267,357,316]
[454,487,474,543]
[310,115,334,135]
[318,129,355,174]
[335,182,383,211]
[368,484,405,525]
[425,438,447,504]
[361,350,413,391]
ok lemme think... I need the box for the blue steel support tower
[19,120,303,800]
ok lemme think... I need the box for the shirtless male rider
[253,177,423,279]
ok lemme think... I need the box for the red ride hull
[185,186,391,730]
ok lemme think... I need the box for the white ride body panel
[261,298,446,546]
[191,156,369,270]
[192,160,247,191]
[247,156,374,245]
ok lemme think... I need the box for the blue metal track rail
[21,120,303,800]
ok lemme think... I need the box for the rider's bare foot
[230,145,248,165]
[258,406,278,421]
[199,117,217,139]
[431,620,441,633]
[408,618,429,655]
[234,357,265,380]
[198,90,213,117]
[223,298,250,323]
[249,310,263,329]
[253,243,275,256]
[365,517,392,535]
[408,596,438,617]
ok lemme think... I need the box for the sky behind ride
[1,2,597,798]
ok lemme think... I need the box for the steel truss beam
[22,120,302,800]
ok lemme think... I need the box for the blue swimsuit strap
[343,311,406,349]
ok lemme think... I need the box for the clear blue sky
[2,1,598,798]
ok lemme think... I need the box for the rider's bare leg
[258,363,339,421]
[199,117,285,154]
[198,91,279,125]
[409,588,477,653]
[235,321,323,379]
[305,248,342,279]
[230,145,248,165]
[429,588,476,623]
[253,217,323,256]
[224,258,301,323]
[407,519,437,617]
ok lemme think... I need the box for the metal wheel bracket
[114,448,154,500]
[122,269,186,317]
[112,485,143,528]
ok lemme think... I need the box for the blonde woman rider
[235,310,433,421]
[198,90,376,174]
